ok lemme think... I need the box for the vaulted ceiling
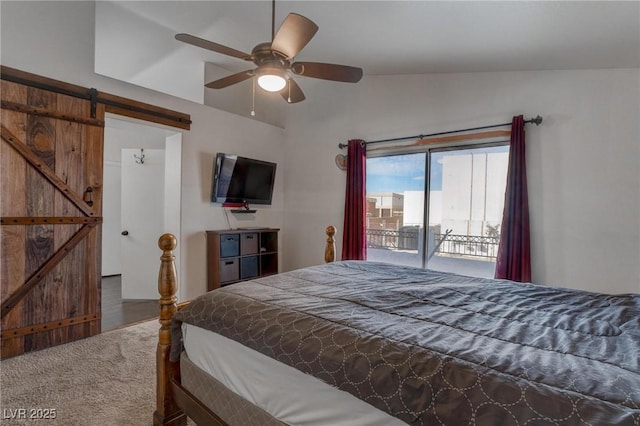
[95,1,640,127]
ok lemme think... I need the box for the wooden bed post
[154,233,187,426]
[325,226,336,263]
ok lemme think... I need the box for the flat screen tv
[211,153,277,205]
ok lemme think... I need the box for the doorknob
[121,230,129,236]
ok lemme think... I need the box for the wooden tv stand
[206,228,279,291]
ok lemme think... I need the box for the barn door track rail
[1,66,191,130]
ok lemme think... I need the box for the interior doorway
[101,115,182,331]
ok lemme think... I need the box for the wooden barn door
[0,78,104,358]
[0,66,189,359]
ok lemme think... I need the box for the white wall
[1,1,286,301]
[283,70,640,294]
[164,133,182,237]
[403,191,425,227]
[94,1,205,104]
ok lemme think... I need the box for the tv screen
[212,153,277,205]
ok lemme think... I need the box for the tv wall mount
[223,202,257,214]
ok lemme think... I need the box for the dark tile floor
[101,275,158,332]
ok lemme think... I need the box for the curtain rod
[338,115,543,149]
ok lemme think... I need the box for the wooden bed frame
[153,226,337,426]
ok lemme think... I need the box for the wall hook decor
[134,148,145,164]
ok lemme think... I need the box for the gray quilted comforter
[171,261,640,425]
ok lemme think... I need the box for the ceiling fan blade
[281,79,305,103]
[205,70,254,89]
[292,62,363,83]
[176,33,253,61]
[271,13,318,59]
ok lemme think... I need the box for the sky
[366,145,509,194]
[366,153,430,193]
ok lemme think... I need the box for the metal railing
[367,228,420,250]
[434,233,499,259]
[366,228,499,259]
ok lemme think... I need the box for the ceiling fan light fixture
[257,73,287,92]
[177,4,362,105]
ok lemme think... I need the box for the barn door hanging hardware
[134,148,145,164]
[89,88,98,118]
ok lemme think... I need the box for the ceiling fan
[175,0,363,104]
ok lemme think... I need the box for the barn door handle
[83,187,94,207]
[121,230,129,236]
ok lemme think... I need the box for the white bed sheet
[183,323,406,426]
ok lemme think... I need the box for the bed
[153,228,640,425]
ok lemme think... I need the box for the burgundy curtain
[342,139,367,260]
[495,115,531,282]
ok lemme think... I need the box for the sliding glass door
[366,144,509,278]
[366,153,426,267]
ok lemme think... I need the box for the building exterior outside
[366,192,404,235]
[439,151,508,237]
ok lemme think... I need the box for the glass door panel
[426,145,509,278]
[365,153,426,267]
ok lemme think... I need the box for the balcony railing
[366,228,499,259]
[434,233,499,259]
[367,228,419,250]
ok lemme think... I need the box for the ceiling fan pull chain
[251,77,256,116]
[288,80,292,103]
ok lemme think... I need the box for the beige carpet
[0,319,166,425]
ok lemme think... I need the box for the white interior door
[121,148,165,299]
[102,161,122,276]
